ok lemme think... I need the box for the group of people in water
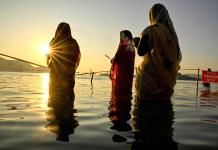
[45,3,181,148]
[47,3,182,100]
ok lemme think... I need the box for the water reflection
[130,98,178,149]
[199,87,218,124]
[200,88,218,101]
[41,73,49,110]
[45,75,79,142]
[200,87,218,107]
[109,86,132,142]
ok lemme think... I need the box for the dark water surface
[0,72,218,150]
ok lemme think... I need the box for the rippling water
[0,72,218,150]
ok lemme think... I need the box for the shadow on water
[130,98,178,150]
[45,75,79,142]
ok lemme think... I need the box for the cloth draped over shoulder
[136,24,180,99]
[47,36,80,79]
[135,4,182,99]
[110,41,135,95]
[47,23,80,80]
[47,36,80,97]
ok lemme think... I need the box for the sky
[0,0,217,74]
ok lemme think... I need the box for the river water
[0,72,218,150]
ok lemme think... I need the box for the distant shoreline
[0,70,199,81]
[176,72,200,81]
[0,57,49,73]
[0,56,200,81]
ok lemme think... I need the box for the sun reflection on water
[40,73,49,110]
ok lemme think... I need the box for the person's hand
[133,37,140,48]
[110,58,114,64]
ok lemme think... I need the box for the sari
[135,4,182,100]
[47,23,81,82]
[110,37,135,95]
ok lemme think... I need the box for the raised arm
[137,34,151,56]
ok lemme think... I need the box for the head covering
[49,22,75,50]
[149,4,181,61]
[110,30,135,92]
[47,22,80,77]
[120,30,133,40]
[120,30,133,46]
[55,22,72,38]
[135,4,182,98]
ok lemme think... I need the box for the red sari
[110,42,135,95]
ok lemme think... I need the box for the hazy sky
[0,0,217,73]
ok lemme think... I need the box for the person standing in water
[203,68,211,88]
[47,22,81,96]
[110,30,135,96]
[134,4,182,100]
[46,22,81,142]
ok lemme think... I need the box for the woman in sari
[47,22,81,100]
[110,30,135,96]
[135,4,182,100]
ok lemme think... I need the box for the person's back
[134,3,182,100]
[47,22,81,81]
[47,22,81,102]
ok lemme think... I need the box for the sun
[39,43,50,54]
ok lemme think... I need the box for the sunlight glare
[40,44,50,54]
